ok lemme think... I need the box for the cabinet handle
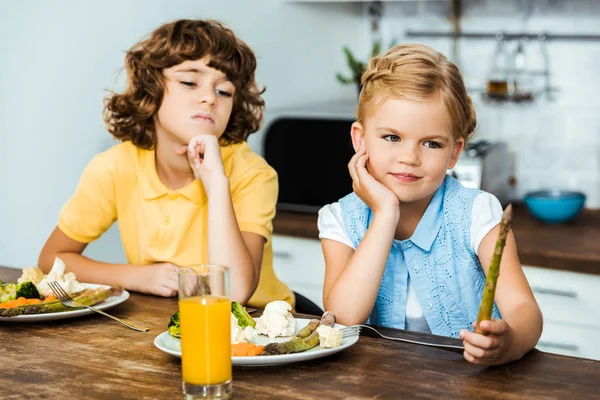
[531,286,578,299]
[273,251,293,260]
[537,341,579,352]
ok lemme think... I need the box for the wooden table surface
[274,205,600,275]
[2,266,599,400]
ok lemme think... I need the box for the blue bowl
[523,190,586,224]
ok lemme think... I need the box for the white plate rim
[0,283,130,322]
[153,318,359,367]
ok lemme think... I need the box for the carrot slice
[231,343,265,357]
[5,299,19,307]
[247,345,265,356]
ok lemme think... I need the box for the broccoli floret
[0,283,18,303]
[168,311,180,338]
[231,301,256,329]
[16,282,40,299]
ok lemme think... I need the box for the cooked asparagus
[294,318,321,339]
[264,311,336,355]
[0,286,123,317]
[475,204,513,335]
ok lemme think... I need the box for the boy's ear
[448,138,465,169]
[350,122,365,152]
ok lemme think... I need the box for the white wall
[0,0,365,268]
[378,0,600,208]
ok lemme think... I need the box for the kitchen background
[379,0,600,206]
[0,0,365,267]
[1,0,599,359]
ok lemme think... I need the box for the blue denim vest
[338,175,501,338]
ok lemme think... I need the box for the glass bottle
[486,33,510,99]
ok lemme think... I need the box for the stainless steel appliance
[449,140,514,206]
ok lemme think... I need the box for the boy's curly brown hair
[104,19,265,149]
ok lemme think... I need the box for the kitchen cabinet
[272,234,325,310]
[522,265,600,360]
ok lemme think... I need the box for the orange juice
[179,295,231,385]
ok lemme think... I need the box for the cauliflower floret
[256,300,295,339]
[231,313,257,344]
[316,325,343,348]
[242,326,257,342]
[231,313,244,344]
[36,257,86,298]
[17,267,45,285]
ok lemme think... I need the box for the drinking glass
[179,265,232,399]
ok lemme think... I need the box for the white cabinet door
[523,266,600,360]
[272,234,325,310]
[522,266,600,329]
[536,322,600,361]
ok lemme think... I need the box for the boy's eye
[383,135,400,142]
[424,141,442,149]
[216,89,233,98]
[180,81,196,88]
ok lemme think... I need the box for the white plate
[0,284,130,322]
[154,318,359,367]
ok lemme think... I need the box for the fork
[48,281,149,332]
[341,325,465,354]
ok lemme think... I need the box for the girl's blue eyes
[382,135,443,149]
[383,135,400,142]
[425,141,442,149]
[180,81,233,97]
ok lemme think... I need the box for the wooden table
[2,266,599,400]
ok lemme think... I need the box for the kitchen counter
[273,205,600,276]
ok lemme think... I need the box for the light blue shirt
[338,175,501,338]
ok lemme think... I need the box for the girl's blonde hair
[357,44,476,141]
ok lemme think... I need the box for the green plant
[336,40,396,86]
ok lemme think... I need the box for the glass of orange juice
[178,265,232,399]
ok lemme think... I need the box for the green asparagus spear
[0,286,123,317]
[264,311,336,355]
[475,204,513,335]
[294,318,321,339]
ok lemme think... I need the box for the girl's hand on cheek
[348,145,399,216]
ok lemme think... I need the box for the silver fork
[341,325,465,354]
[48,281,149,332]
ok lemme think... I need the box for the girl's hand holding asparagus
[461,205,516,365]
[460,320,515,365]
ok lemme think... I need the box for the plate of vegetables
[0,259,129,322]
[154,301,359,366]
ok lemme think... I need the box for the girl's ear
[448,137,465,169]
[350,122,365,152]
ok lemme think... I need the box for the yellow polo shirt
[58,141,294,308]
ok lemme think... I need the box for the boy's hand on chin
[130,262,179,298]
[349,145,399,216]
[176,134,226,193]
[460,319,514,366]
